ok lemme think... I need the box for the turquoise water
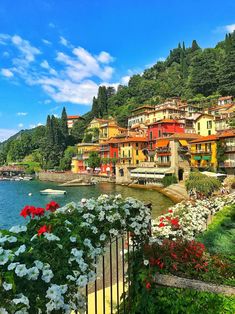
[0,181,173,229]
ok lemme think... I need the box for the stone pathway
[162,182,188,202]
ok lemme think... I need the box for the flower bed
[152,193,235,241]
[0,195,151,313]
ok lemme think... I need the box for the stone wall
[38,172,115,183]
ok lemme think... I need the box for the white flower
[34,260,44,270]
[76,275,88,287]
[42,269,54,283]
[99,234,106,241]
[143,259,149,266]
[70,236,77,243]
[9,225,27,233]
[12,294,29,307]
[27,266,40,280]
[2,282,12,291]
[44,233,60,241]
[15,264,28,277]
[0,308,8,314]
[15,244,26,256]
[71,248,83,258]
[8,262,19,270]
[7,236,17,243]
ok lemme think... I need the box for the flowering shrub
[152,193,235,241]
[0,194,151,313]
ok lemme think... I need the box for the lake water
[0,180,173,229]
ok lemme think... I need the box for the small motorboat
[40,189,67,195]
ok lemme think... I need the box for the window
[150,142,153,150]
[136,143,139,148]
[128,150,131,157]
[197,122,200,131]
[122,151,124,157]
[150,131,153,140]
[207,120,212,129]
[158,130,161,137]
[136,160,139,164]
[136,149,139,156]
[114,152,116,158]
[208,130,211,135]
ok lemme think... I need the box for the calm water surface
[0,181,173,229]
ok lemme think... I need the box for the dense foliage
[185,172,221,197]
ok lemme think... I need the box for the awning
[156,140,169,147]
[131,167,173,174]
[194,156,201,160]
[179,140,188,146]
[131,173,165,179]
[202,156,211,161]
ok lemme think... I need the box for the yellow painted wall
[87,119,101,129]
[119,142,146,165]
[71,159,79,173]
[190,141,217,168]
[195,116,215,136]
[99,124,120,141]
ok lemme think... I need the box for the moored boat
[40,189,67,195]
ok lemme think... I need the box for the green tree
[87,152,101,169]
[97,86,108,116]
[59,146,77,170]
[219,32,235,95]
[91,96,99,117]
[61,107,69,139]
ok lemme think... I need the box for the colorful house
[100,139,119,174]
[190,135,218,170]
[147,119,185,154]
[99,119,127,142]
[194,114,216,136]
[71,143,100,173]
[67,115,84,131]
[218,130,235,174]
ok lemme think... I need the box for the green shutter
[202,156,211,160]
[194,156,201,160]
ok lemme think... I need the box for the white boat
[40,189,67,195]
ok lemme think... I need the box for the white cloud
[1,68,14,77]
[0,128,17,142]
[120,75,130,85]
[0,33,118,106]
[44,99,52,104]
[59,36,72,48]
[97,51,114,63]
[225,23,235,33]
[42,39,51,45]
[18,123,24,128]
[17,112,28,116]
[215,23,235,34]
[29,122,43,129]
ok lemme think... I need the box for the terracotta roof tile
[190,135,218,143]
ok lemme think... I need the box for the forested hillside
[88,31,235,126]
[1,31,234,170]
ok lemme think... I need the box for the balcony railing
[156,148,171,153]
[225,145,235,152]
[156,161,171,167]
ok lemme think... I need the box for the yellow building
[116,137,148,166]
[194,114,216,136]
[190,135,218,170]
[71,143,100,173]
[99,120,127,142]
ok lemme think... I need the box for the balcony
[156,147,171,153]
[100,147,110,152]
[191,150,212,154]
[156,161,171,167]
[225,145,235,152]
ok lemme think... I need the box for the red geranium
[38,225,49,236]
[32,207,45,218]
[46,201,60,212]
[158,222,165,228]
[20,205,36,218]
[145,282,151,289]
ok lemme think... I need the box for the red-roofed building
[67,115,84,130]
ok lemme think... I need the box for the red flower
[20,205,36,218]
[172,264,178,271]
[37,225,49,236]
[32,207,45,218]
[46,201,60,212]
[146,282,151,289]
[158,222,165,228]
[168,209,173,213]
[171,252,178,259]
[171,218,179,226]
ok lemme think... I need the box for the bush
[186,172,221,197]
[162,174,178,187]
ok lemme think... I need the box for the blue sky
[0,0,235,142]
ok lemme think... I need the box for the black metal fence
[82,203,152,314]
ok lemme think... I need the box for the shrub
[162,174,178,187]
[186,172,221,197]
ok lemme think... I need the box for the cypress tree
[191,40,200,52]
[61,107,69,137]
[91,96,99,117]
[97,86,108,116]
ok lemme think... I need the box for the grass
[197,205,235,260]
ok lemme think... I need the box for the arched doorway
[178,168,184,181]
